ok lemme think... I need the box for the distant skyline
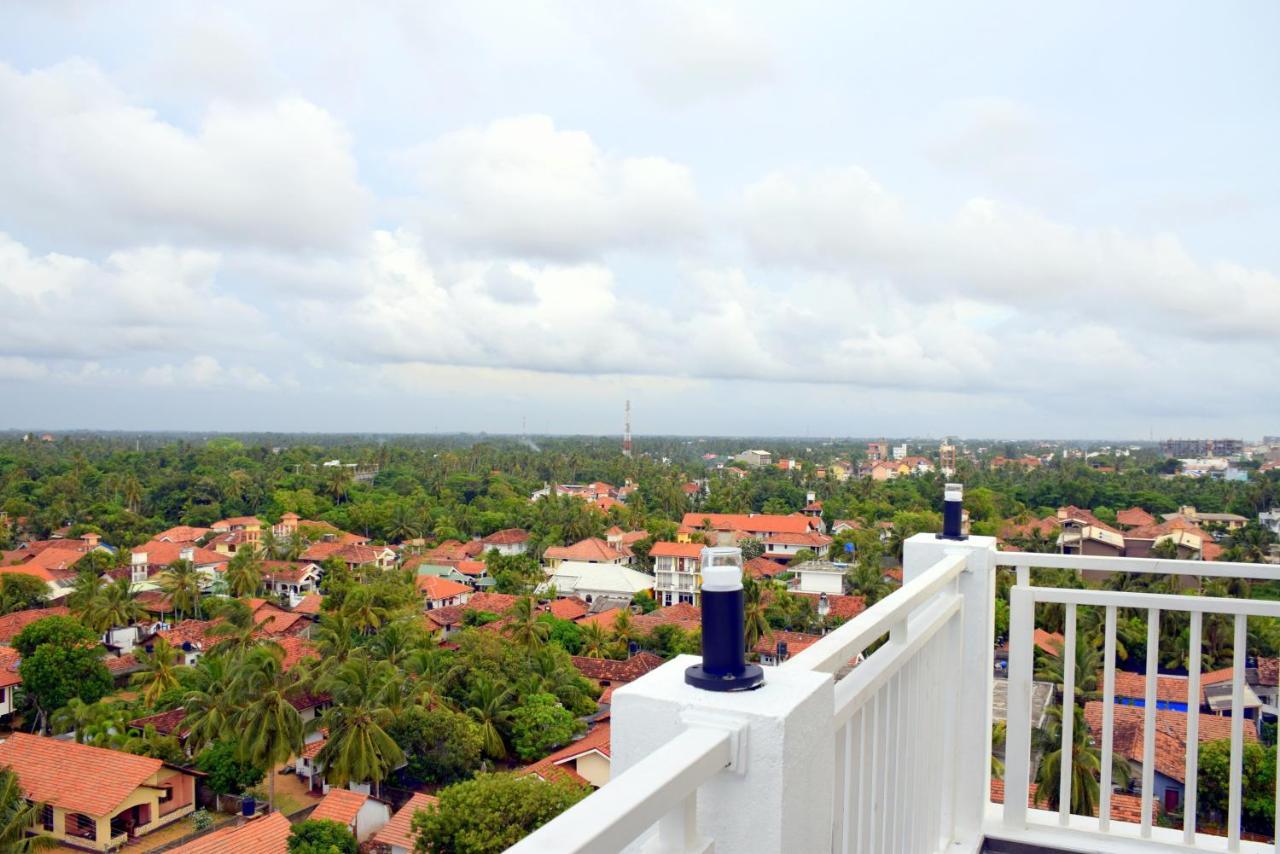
[2,3,1278,438]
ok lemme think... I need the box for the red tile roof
[276,636,319,671]
[544,538,628,563]
[421,540,485,562]
[153,526,213,542]
[170,811,291,854]
[765,531,833,547]
[292,593,324,615]
[0,606,69,643]
[990,778,1145,824]
[0,733,168,817]
[260,561,320,584]
[680,513,814,535]
[753,630,822,657]
[212,516,262,529]
[547,597,589,621]
[521,722,612,787]
[571,652,665,684]
[0,646,20,689]
[649,542,705,559]
[128,707,190,738]
[1084,701,1255,783]
[132,540,227,567]
[577,607,626,629]
[481,528,530,546]
[633,603,702,634]
[418,575,472,601]
[309,787,368,826]
[745,556,783,579]
[466,592,518,614]
[794,592,867,620]
[1110,671,1194,704]
[454,559,489,577]
[373,792,439,851]
[1116,507,1157,528]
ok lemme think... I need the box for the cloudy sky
[2,2,1277,439]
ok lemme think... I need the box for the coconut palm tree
[1035,638,1103,706]
[83,577,144,635]
[315,656,405,796]
[182,662,237,753]
[505,597,550,649]
[743,578,771,653]
[844,561,891,607]
[327,466,353,504]
[158,559,203,620]
[610,610,635,650]
[341,588,387,636]
[466,678,512,760]
[130,637,185,706]
[66,568,103,619]
[224,550,263,599]
[230,646,304,813]
[579,622,609,658]
[0,767,55,851]
[311,613,358,673]
[1032,703,1129,815]
[386,504,423,543]
[403,648,455,710]
[50,698,101,744]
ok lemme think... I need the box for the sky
[1,2,1277,439]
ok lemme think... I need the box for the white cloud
[143,355,275,390]
[0,60,368,250]
[0,233,261,359]
[741,167,1280,340]
[406,115,703,259]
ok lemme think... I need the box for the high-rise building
[1161,438,1242,458]
[939,443,957,477]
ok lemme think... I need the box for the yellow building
[0,733,197,851]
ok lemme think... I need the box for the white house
[763,531,832,561]
[479,528,531,556]
[308,787,391,843]
[649,542,704,607]
[261,561,322,603]
[791,560,846,595]
[541,562,654,604]
[0,647,19,718]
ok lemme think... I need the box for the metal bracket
[680,709,749,775]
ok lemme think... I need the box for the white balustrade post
[903,532,998,849]
[612,654,834,854]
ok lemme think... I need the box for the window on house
[41,804,53,831]
[159,786,172,803]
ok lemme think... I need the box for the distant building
[939,443,957,477]
[650,542,704,607]
[891,444,908,460]
[736,449,773,468]
[865,442,889,462]
[1162,438,1242,458]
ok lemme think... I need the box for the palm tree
[341,588,387,635]
[844,561,891,606]
[579,623,609,659]
[225,550,263,599]
[158,559,203,620]
[505,597,550,649]
[466,678,513,760]
[50,698,100,744]
[327,466,353,504]
[610,610,635,650]
[311,613,358,672]
[66,569,103,619]
[1035,639,1103,705]
[230,646,304,813]
[83,577,144,635]
[0,767,55,851]
[131,637,185,706]
[403,648,455,710]
[119,473,144,514]
[1032,703,1129,815]
[182,658,237,753]
[315,656,405,796]
[743,578,771,653]
[386,504,422,543]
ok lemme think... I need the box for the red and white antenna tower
[623,400,633,457]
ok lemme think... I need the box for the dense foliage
[411,773,589,854]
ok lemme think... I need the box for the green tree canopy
[411,773,588,854]
[287,818,357,854]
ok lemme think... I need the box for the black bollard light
[938,482,967,541]
[685,547,764,692]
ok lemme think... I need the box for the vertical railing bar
[929,631,947,853]
[869,687,882,854]
[841,716,855,854]
[1016,564,1029,588]
[1140,608,1160,837]
[1228,613,1246,852]
[1099,604,1116,833]
[1004,586,1034,829]
[892,665,908,854]
[656,791,698,850]
[913,644,930,854]
[938,606,960,845]
[881,675,894,854]
[1185,611,1202,846]
[860,698,872,854]
[833,714,848,854]
[1059,602,1077,826]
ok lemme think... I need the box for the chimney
[817,592,830,618]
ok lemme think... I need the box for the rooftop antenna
[623,400,633,458]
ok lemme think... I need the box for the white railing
[994,551,1280,854]
[513,538,1278,854]
[784,549,972,854]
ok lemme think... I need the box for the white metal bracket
[679,710,749,775]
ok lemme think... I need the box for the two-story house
[650,542,705,607]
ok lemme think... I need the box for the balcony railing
[511,534,1278,853]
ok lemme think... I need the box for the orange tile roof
[481,528,530,546]
[745,556,783,579]
[454,560,488,577]
[571,652,664,683]
[466,592,518,614]
[764,531,833,547]
[260,561,320,584]
[577,607,625,629]
[1116,507,1157,528]
[373,792,439,851]
[0,606,69,642]
[0,733,167,817]
[251,603,308,635]
[0,646,21,689]
[293,593,324,615]
[794,592,867,620]
[276,636,318,671]
[633,604,702,633]
[753,630,822,657]
[301,735,327,760]
[132,540,227,567]
[990,778,1145,824]
[1084,701,1255,783]
[309,787,368,826]
[544,538,628,563]
[649,542,705,559]
[212,516,262,529]
[170,811,291,854]
[547,597,589,621]
[680,513,814,535]
[520,722,612,787]
[128,707,190,738]
[1110,671,1194,704]
[418,575,472,600]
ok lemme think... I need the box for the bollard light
[685,546,764,692]
[939,482,967,541]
